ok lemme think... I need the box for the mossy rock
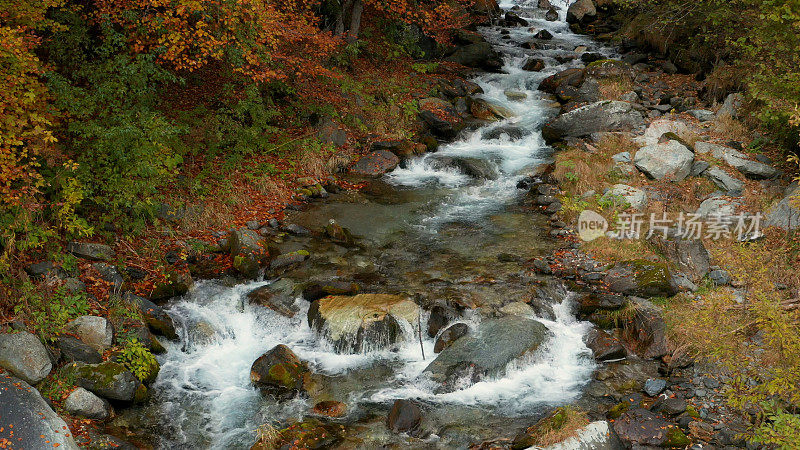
[250,344,312,398]
[607,401,630,420]
[74,361,141,402]
[150,269,194,301]
[585,59,636,81]
[604,259,678,297]
[251,419,345,450]
[664,426,690,448]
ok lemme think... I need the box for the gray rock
[270,250,310,271]
[545,7,559,21]
[25,261,66,279]
[75,361,141,401]
[350,150,400,177]
[622,299,670,359]
[424,316,550,390]
[690,160,710,176]
[585,328,625,361]
[64,387,110,419]
[93,263,124,291]
[634,140,694,182]
[724,153,778,179]
[695,141,745,158]
[57,335,103,364]
[647,228,710,283]
[643,378,667,396]
[600,184,647,210]
[67,242,115,261]
[604,260,677,297]
[64,316,114,353]
[444,42,503,72]
[123,293,177,339]
[619,91,639,103]
[704,166,744,196]
[696,196,742,219]
[0,332,52,385]
[542,101,644,143]
[765,186,800,230]
[708,269,732,285]
[612,151,631,163]
[0,376,79,449]
[434,323,470,353]
[430,155,499,180]
[228,227,273,278]
[718,93,743,119]
[613,408,689,447]
[652,397,687,415]
[687,109,715,122]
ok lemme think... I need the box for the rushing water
[147,1,609,447]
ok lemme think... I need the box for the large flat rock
[0,375,79,449]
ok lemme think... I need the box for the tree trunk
[347,0,363,41]
[335,0,354,35]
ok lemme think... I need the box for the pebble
[644,378,667,396]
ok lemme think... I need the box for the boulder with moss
[603,259,678,297]
[74,361,142,402]
[250,344,313,398]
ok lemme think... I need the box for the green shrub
[118,338,160,383]
[14,282,90,341]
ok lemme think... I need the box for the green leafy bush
[118,338,160,383]
[14,282,90,341]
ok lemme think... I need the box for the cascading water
[150,2,607,447]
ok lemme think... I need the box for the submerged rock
[311,400,347,418]
[307,294,419,353]
[0,331,52,385]
[0,376,79,449]
[250,344,313,398]
[387,399,423,434]
[424,316,550,391]
[430,155,500,180]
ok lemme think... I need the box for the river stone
[634,140,693,182]
[312,400,347,418]
[643,378,667,396]
[64,316,114,353]
[704,166,744,196]
[540,68,585,94]
[387,399,422,434]
[622,299,669,359]
[613,408,689,448]
[469,97,515,121]
[57,335,103,364]
[64,387,110,419]
[302,280,360,302]
[600,184,647,210]
[603,260,677,297]
[566,0,596,23]
[765,186,800,230]
[541,420,622,450]
[585,328,625,361]
[545,7,559,21]
[434,323,470,353]
[247,285,298,318]
[424,316,550,390]
[418,97,465,139]
[270,250,310,271]
[67,241,115,261]
[250,344,312,397]
[123,292,177,339]
[150,268,194,301]
[0,332,52,385]
[430,155,500,180]
[694,141,745,159]
[0,376,79,449]
[74,361,141,401]
[308,294,419,353]
[349,150,400,177]
[324,222,356,246]
[542,101,644,143]
[646,228,710,282]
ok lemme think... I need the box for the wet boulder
[64,315,114,353]
[150,268,194,301]
[301,280,360,302]
[57,335,103,364]
[64,387,110,419]
[270,250,310,272]
[228,227,276,279]
[504,11,528,26]
[0,331,52,385]
[418,97,465,139]
[540,68,585,94]
[74,361,141,402]
[324,221,357,246]
[444,42,503,72]
[522,57,545,72]
[123,292,177,339]
[542,101,644,143]
[387,399,422,434]
[247,285,299,318]
[311,400,347,418]
[469,97,515,121]
[424,316,550,391]
[633,140,694,182]
[545,7,559,21]
[250,344,313,397]
[603,259,678,298]
[566,0,596,23]
[613,408,689,448]
[253,419,345,449]
[307,294,418,353]
[0,376,79,449]
[585,328,625,361]
[430,155,500,180]
[434,323,470,353]
[533,29,553,40]
[349,150,400,177]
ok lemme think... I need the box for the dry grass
[598,78,635,100]
[528,407,590,446]
[712,115,751,144]
[253,424,280,449]
[583,236,660,262]
[704,64,744,103]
